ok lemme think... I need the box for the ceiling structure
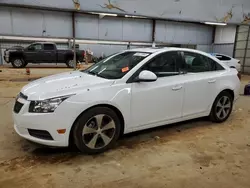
[0,0,250,24]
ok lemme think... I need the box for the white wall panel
[98,17,123,40]
[75,14,152,42]
[196,45,212,53]
[214,26,236,44]
[0,7,72,37]
[212,44,234,57]
[122,18,152,42]
[12,9,44,36]
[75,14,99,39]
[0,8,12,34]
[43,12,72,38]
[155,21,213,44]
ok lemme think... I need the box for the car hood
[6,46,24,51]
[21,71,114,100]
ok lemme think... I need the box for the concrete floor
[1,67,250,188]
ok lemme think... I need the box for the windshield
[82,51,151,79]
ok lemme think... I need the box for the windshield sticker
[121,67,129,73]
[133,53,149,57]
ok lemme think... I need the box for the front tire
[66,59,74,68]
[73,107,121,154]
[209,91,233,123]
[11,58,26,68]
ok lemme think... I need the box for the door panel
[24,43,43,63]
[131,75,185,127]
[43,44,57,63]
[181,51,224,117]
[130,51,186,128]
[182,73,215,116]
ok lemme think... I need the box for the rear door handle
[208,79,216,83]
[172,85,183,91]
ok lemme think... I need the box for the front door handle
[208,79,216,83]
[172,85,183,91]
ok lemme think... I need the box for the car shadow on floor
[30,117,215,157]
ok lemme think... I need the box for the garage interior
[1,0,250,187]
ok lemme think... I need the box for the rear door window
[44,44,55,50]
[182,52,224,72]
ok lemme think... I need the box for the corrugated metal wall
[0,7,214,44]
[155,21,213,45]
[0,6,216,64]
[1,0,250,25]
[196,44,234,56]
[0,7,72,38]
[212,44,234,57]
[75,14,152,42]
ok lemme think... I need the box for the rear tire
[66,59,74,68]
[11,58,26,68]
[209,91,233,123]
[73,107,121,154]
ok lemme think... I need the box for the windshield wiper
[87,71,96,76]
[86,71,107,79]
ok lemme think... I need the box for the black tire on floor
[65,59,74,68]
[209,91,233,123]
[11,58,26,68]
[73,107,121,154]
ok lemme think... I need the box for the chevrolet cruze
[13,48,241,154]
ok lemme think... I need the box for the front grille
[13,101,24,113]
[28,129,53,140]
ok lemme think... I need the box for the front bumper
[12,97,76,147]
[4,55,9,63]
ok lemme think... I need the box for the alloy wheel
[68,60,74,68]
[14,59,23,67]
[82,114,116,149]
[215,96,231,120]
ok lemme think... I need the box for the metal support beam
[152,19,156,47]
[243,26,250,73]
[72,11,76,69]
[232,25,239,58]
[211,26,216,44]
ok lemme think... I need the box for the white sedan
[210,53,241,72]
[13,48,241,154]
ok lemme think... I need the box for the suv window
[28,44,42,51]
[44,44,55,50]
[183,52,224,72]
[141,51,180,77]
[215,55,231,61]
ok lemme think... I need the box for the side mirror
[135,70,157,82]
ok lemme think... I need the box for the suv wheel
[73,107,121,154]
[11,58,26,68]
[66,59,74,68]
[209,91,233,123]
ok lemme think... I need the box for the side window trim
[126,51,183,83]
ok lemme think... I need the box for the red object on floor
[26,68,30,75]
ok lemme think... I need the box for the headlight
[29,95,74,113]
